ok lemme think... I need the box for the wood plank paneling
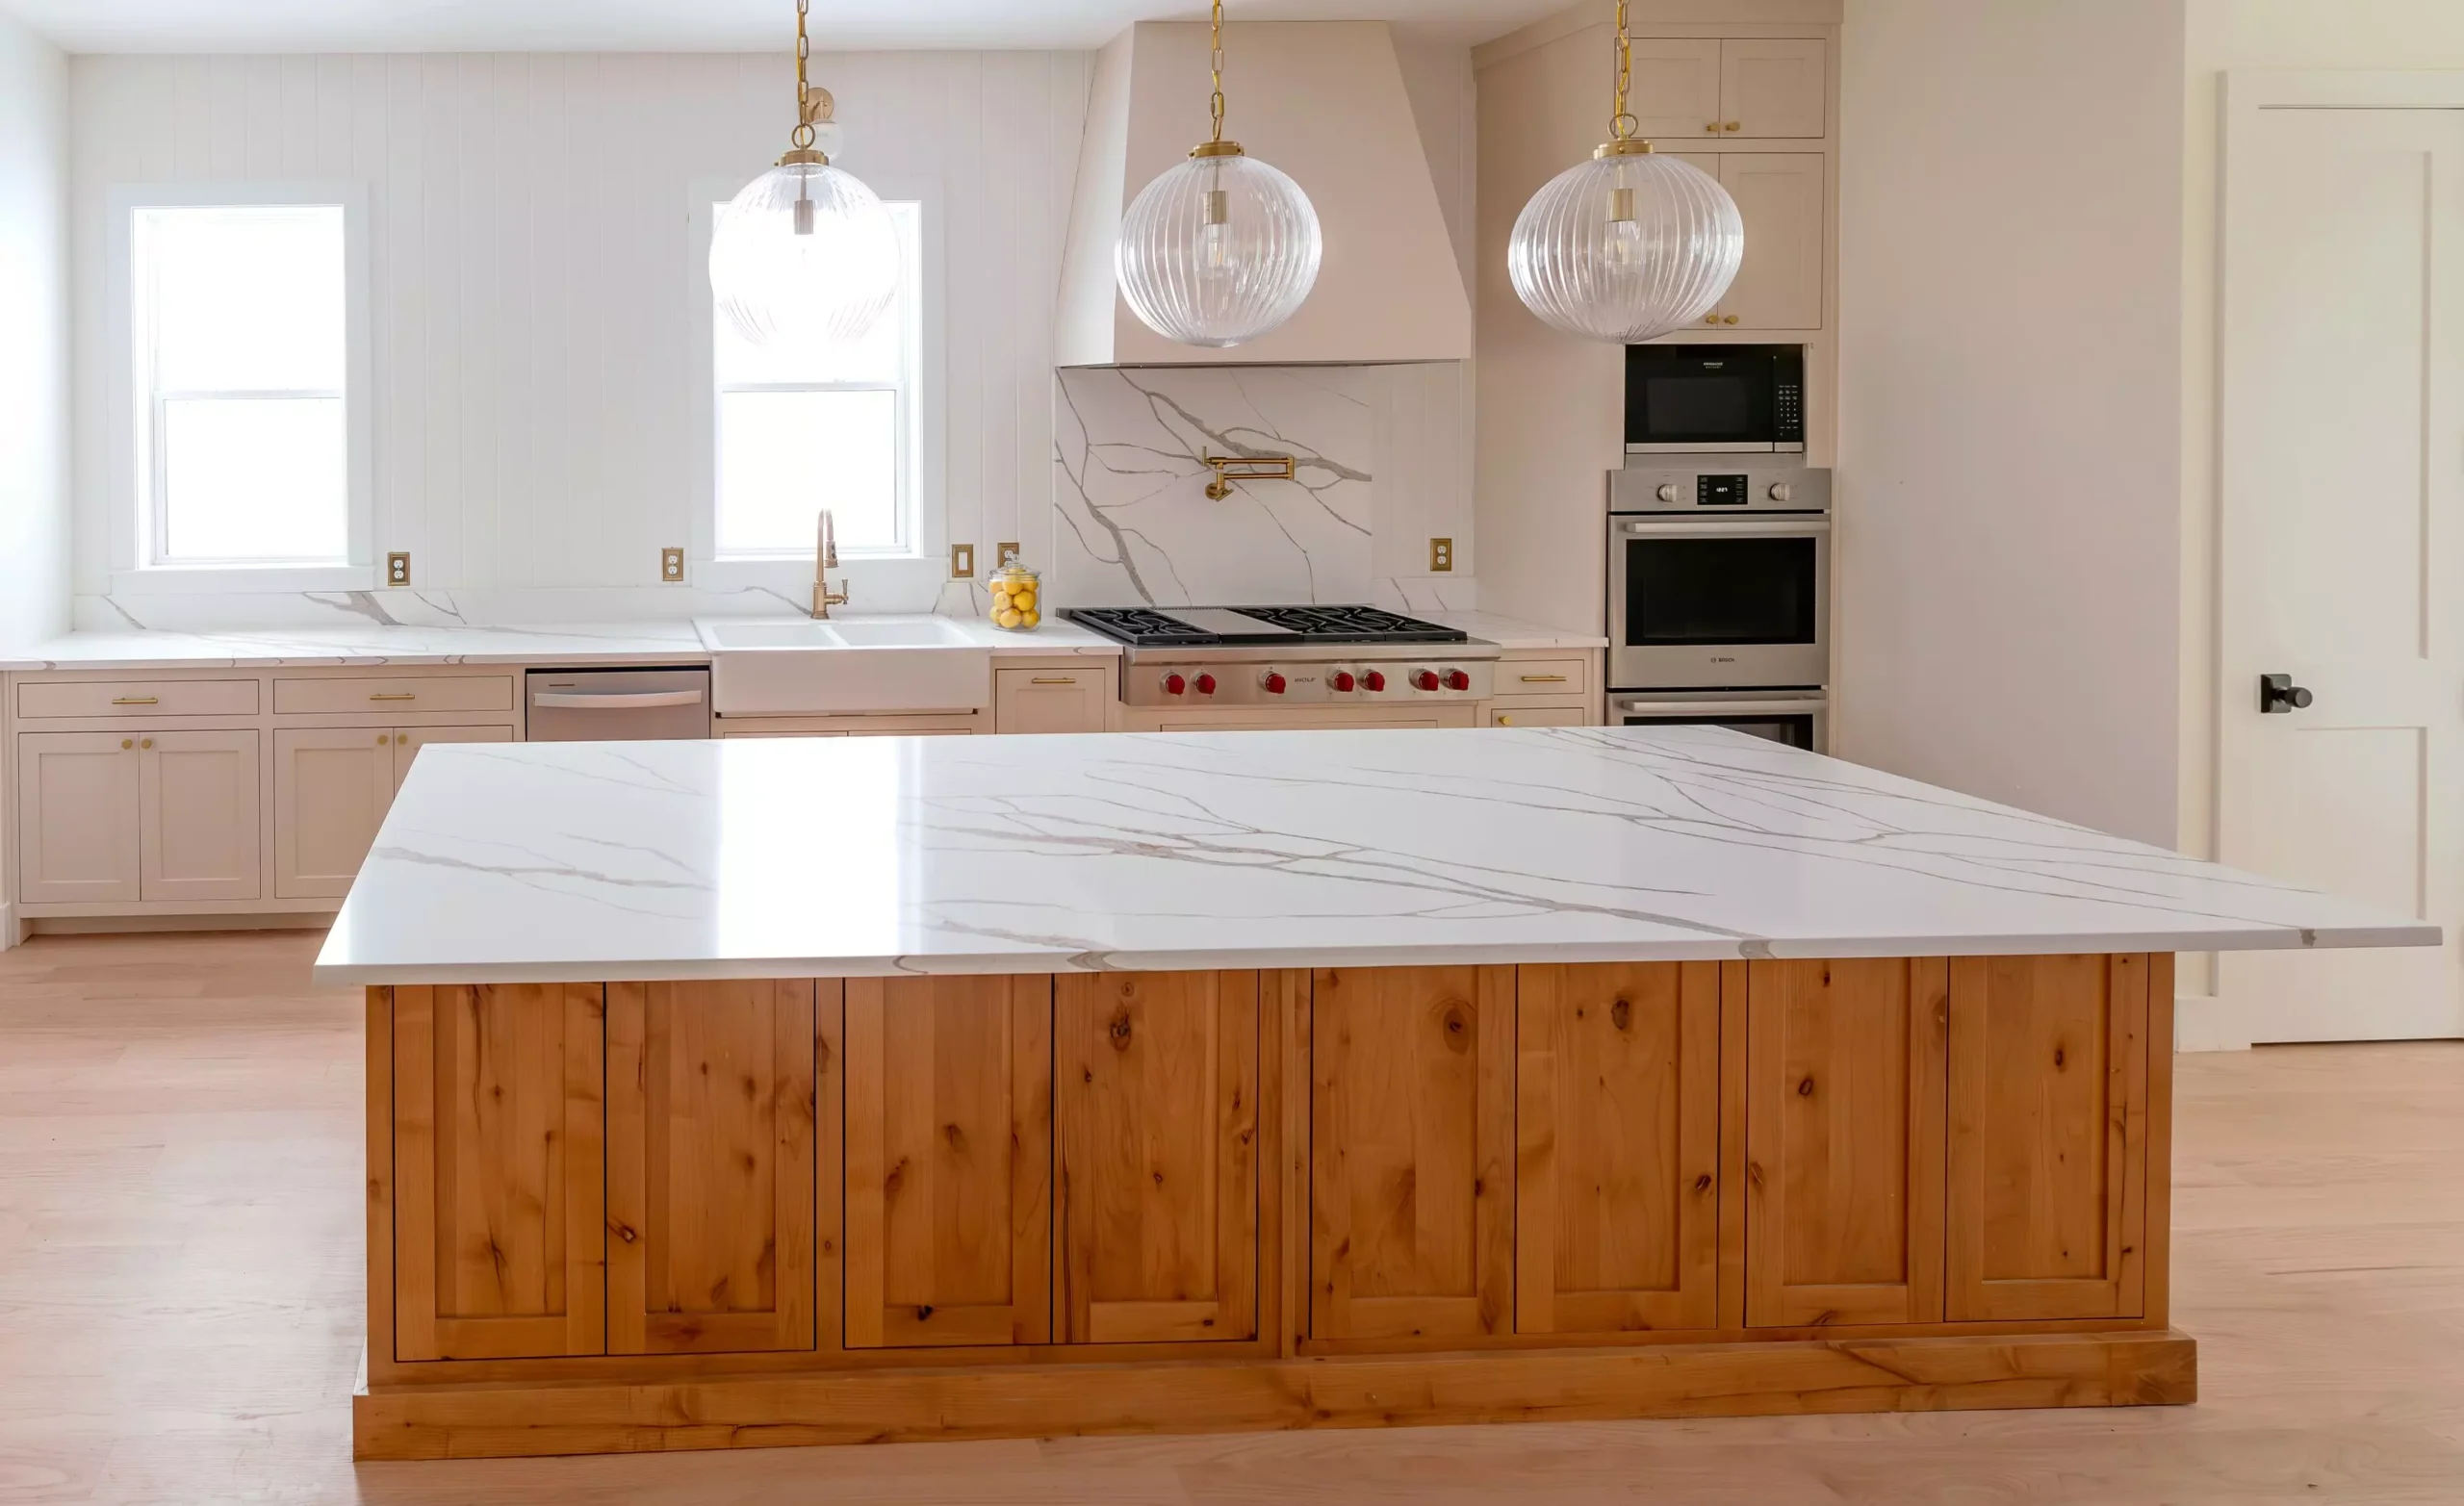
[1515,962,1720,1336]
[1745,958,1947,1327]
[1947,954,2149,1321]
[1310,965,1513,1341]
[844,976,1052,1348]
[393,983,604,1361]
[606,980,820,1355]
[1055,972,1260,1343]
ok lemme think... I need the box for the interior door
[2220,97,2464,1041]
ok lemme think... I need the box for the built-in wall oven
[1611,690,1829,753]
[1606,461,1831,692]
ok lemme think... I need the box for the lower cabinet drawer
[273,676,515,716]
[16,678,259,719]
[1497,657,1588,697]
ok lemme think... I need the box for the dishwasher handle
[529,689,706,710]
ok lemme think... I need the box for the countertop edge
[312,920,2442,988]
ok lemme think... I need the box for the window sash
[149,390,349,565]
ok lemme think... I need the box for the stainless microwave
[1625,344,1805,453]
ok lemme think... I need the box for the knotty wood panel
[1055,972,1260,1343]
[1310,965,1514,1340]
[1947,954,2149,1321]
[393,983,605,1360]
[844,976,1052,1347]
[606,980,822,1355]
[1745,958,1947,1327]
[1515,962,1720,1335]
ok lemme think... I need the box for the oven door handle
[1613,517,1831,538]
[1615,698,1829,717]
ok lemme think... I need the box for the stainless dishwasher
[525,668,711,741]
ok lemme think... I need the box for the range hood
[1057,20,1472,367]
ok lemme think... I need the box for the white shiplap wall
[69,50,1092,612]
[66,47,1478,625]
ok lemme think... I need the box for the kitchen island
[320,727,2431,1461]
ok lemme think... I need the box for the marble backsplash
[1051,365,1476,612]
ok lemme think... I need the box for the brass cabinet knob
[377,734,391,746]
[1725,120,1742,131]
[120,738,134,751]
[1497,714,1513,726]
[1705,122,1720,133]
[1704,314,1720,324]
[140,738,153,750]
[1722,315,1740,324]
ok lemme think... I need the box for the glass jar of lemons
[988,563,1040,631]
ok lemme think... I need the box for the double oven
[1609,345,1830,752]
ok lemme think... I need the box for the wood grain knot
[1797,1075,1815,1097]
[1693,1172,1713,1192]
[2054,1047,2066,1068]
[1610,998,1631,1031]
[612,1221,638,1244]
[1441,1005,1471,1052]
[941,1122,966,1151]
[1108,1009,1134,1051]
[914,1305,935,1321]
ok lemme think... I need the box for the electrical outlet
[660,547,685,583]
[950,543,975,579]
[386,551,412,587]
[996,541,1022,568]
[1429,537,1453,573]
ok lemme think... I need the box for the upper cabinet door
[1055,972,1260,1343]
[273,728,397,900]
[1947,955,2149,1321]
[139,729,262,903]
[1624,38,1726,142]
[1514,962,1720,1337]
[1310,965,1515,1342]
[1718,154,1826,330]
[843,975,1053,1348]
[1745,957,1948,1327]
[13,732,141,905]
[606,979,825,1355]
[1719,38,1828,138]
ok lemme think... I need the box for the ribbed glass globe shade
[710,161,901,346]
[1116,152,1322,348]
[1508,151,1743,344]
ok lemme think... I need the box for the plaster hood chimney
[1057,20,1472,367]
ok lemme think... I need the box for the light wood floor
[2,931,2459,1504]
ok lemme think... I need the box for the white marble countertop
[0,616,1121,672]
[312,725,2434,986]
[1424,612,1610,651]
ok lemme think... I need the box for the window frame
[688,174,947,597]
[107,182,375,594]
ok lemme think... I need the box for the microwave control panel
[1609,463,1832,515]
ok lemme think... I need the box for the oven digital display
[1696,474,1748,506]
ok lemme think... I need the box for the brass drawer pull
[1029,676,1077,686]
[1518,675,1569,684]
[367,692,418,702]
[110,696,159,705]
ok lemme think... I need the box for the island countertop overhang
[311,727,2437,987]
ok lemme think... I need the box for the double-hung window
[712,200,923,559]
[129,197,362,570]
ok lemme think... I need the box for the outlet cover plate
[950,543,975,579]
[1429,537,1453,573]
[660,547,685,582]
[386,551,411,587]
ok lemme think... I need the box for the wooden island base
[358,956,2181,1462]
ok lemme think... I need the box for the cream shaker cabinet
[273,726,512,900]
[15,729,260,905]
[1716,154,1825,329]
[1627,38,1827,142]
[992,668,1111,735]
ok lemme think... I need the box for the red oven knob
[1443,669,1472,692]
[1194,673,1217,696]
[1411,669,1440,692]
[1162,673,1187,696]
[1261,671,1288,695]
[1330,671,1356,693]
[1362,670,1387,693]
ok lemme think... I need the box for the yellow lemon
[1012,589,1038,612]
[989,591,1013,614]
[997,608,1024,629]
[1020,608,1040,627]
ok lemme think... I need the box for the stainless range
[1060,605,1500,708]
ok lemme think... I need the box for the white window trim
[105,182,375,596]
[687,174,948,603]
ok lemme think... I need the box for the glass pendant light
[709,0,902,345]
[1115,0,1322,348]
[1507,0,1743,343]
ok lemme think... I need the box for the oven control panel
[1611,463,1831,514]
[1125,660,1495,707]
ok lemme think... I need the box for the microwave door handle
[530,689,706,710]
[1616,518,1831,538]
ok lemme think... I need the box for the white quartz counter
[0,616,1121,672]
[312,725,2433,986]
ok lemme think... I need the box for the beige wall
[0,11,69,658]
[1833,0,2187,845]
[2176,0,2464,1001]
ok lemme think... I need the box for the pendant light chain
[1607,0,1638,144]
[791,0,815,151]
[1209,0,1228,144]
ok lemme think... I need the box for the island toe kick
[355,957,2190,1462]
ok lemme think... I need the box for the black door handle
[2259,673,2314,714]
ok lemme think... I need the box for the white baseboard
[2174,993,2253,1053]
[0,903,18,951]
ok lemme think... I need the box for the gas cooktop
[1062,604,1469,648]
